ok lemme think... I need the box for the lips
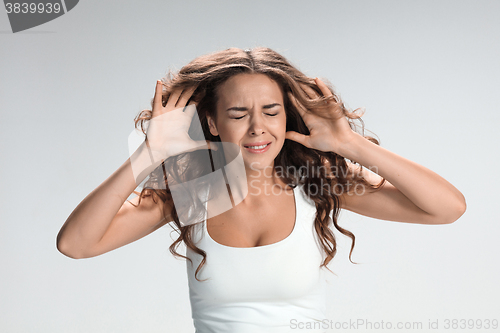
[243,141,272,153]
[243,141,271,148]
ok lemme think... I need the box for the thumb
[286,131,310,148]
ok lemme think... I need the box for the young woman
[57,47,466,332]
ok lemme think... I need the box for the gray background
[1,1,499,332]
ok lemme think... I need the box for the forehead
[216,73,283,106]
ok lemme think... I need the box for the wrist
[336,132,367,161]
[130,142,165,184]
[144,137,170,163]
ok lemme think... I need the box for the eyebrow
[226,103,281,112]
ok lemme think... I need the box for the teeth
[247,144,268,149]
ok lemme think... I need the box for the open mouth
[243,142,271,153]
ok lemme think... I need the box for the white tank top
[185,184,329,333]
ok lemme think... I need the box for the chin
[244,159,275,172]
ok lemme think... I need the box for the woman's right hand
[145,80,215,161]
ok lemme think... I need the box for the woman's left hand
[285,77,357,155]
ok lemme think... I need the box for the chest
[186,187,327,305]
[206,191,296,247]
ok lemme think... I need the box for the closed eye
[230,115,245,120]
[231,114,276,119]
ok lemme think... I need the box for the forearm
[56,141,163,257]
[338,133,466,220]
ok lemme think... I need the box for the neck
[243,162,289,200]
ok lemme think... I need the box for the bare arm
[339,134,466,224]
[56,142,171,259]
[56,81,217,259]
[286,77,466,225]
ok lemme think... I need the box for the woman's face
[207,73,287,172]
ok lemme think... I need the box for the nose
[248,113,265,136]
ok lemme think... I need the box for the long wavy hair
[132,47,385,281]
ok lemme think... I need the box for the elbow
[437,197,467,225]
[56,234,85,260]
[449,194,467,224]
[56,241,81,259]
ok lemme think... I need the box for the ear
[207,115,219,136]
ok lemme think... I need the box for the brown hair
[132,47,385,281]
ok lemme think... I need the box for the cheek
[218,124,242,143]
[273,117,287,136]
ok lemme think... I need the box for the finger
[314,78,333,97]
[152,80,164,115]
[288,92,307,118]
[166,88,183,109]
[301,83,319,99]
[176,86,197,107]
[285,131,310,148]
